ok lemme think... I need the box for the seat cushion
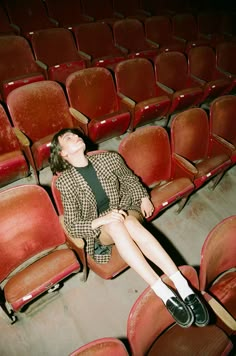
[148,323,232,355]
[150,177,194,217]
[4,249,80,311]
[134,96,170,128]
[0,151,29,187]
[88,111,130,143]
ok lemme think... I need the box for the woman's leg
[123,215,178,277]
[100,221,160,286]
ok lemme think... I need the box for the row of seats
[0,30,235,100]
[1,63,236,185]
[1,0,236,38]
[1,183,235,354]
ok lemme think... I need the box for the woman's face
[58,132,86,159]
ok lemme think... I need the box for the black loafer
[184,294,210,327]
[166,294,194,328]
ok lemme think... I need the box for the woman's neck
[67,153,88,168]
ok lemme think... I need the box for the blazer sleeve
[110,152,149,207]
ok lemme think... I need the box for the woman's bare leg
[123,216,178,277]
[100,221,161,286]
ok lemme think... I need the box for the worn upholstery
[5,0,57,38]
[0,185,80,321]
[0,35,45,101]
[172,13,209,52]
[171,108,232,189]
[210,95,236,164]
[7,80,75,181]
[188,46,233,102]
[199,216,236,335]
[154,51,203,114]
[70,337,129,356]
[113,18,159,61]
[74,22,127,68]
[115,58,171,129]
[145,16,186,53]
[0,104,29,187]
[118,126,195,219]
[216,41,236,91]
[66,68,131,143]
[44,0,92,31]
[127,265,233,356]
[80,0,121,25]
[30,28,86,84]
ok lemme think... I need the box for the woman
[50,128,209,328]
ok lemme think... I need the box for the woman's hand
[91,209,127,229]
[141,197,154,218]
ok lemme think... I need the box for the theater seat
[6,80,80,183]
[66,68,131,143]
[0,185,81,323]
[0,104,30,187]
[30,28,86,84]
[69,337,129,356]
[154,51,203,116]
[114,58,171,130]
[0,35,45,101]
[170,108,232,190]
[118,126,195,219]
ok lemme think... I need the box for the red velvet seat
[216,41,236,92]
[44,0,93,32]
[81,0,121,26]
[69,337,129,356]
[199,215,236,336]
[154,51,204,116]
[118,126,195,219]
[197,12,226,48]
[209,95,236,165]
[30,28,86,84]
[66,68,131,143]
[0,3,17,35]
[127,265,233,356]
[0,185,81,323]
[113,18,159,61]
[73,22,127,68]
[170,108,232,190]
[4,0,57,39]
[0,35,45,101]
[188,46,233,103]
[114,58,171,130]
[6,80,79,183]
[112,0,149,22]
[51,170,128,281]
[0,104,29,187]
[145,16,186,53]
[172,13,210,53]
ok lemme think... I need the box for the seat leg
[0,289,17,324]
[175,196,189,214]
[208,171,225,190]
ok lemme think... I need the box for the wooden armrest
[156,81,174,94]
[13,128,30,147]
[78,50,92,61]
[173,153,198,175]
[212,134,235,151]
[69,107,89,125]
[146,39,159,48]
[118,92,136,108]
[202,291,236,331]
[36,60,48,71]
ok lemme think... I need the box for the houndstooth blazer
[56,151,149,263]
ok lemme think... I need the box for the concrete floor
[0,131,236,356]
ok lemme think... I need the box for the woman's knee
[124,215,141,228]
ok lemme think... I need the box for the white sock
[151,278,176,304]
[169,271,194,300]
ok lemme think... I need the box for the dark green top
[76,161,110,214]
